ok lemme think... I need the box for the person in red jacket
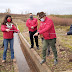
[26,13,39,49]
[1,15,20,63]
[34,12,58,65]
[37,12,50,56]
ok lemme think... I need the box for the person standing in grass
[34,12,58,65]
[1,15,20,63]
[26,13,39,49]
[66,24,72,35]
[37,12,50,56]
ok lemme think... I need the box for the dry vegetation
[14,14,72,72]
[0,13,72,72]
[48,15,72,26]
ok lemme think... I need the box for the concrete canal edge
[14,33,31,72]
[18,33,52,72]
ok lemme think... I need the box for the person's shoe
[12,59,16,62]
[47,50,50,56]
[2,60,6,63]
[40,59,46,65]
[30,46,34,49]
[37,46,39,50]
[54,59,58,65]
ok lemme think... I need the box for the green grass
[55,26,72,51]
[17,22,28,33]
[9,15,72,72]
[0,24,3,44]
[21,25,72,72]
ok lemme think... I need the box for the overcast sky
[0,0,72,15]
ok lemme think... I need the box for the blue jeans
[3,38,14,60]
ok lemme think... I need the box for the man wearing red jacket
[34,12,58,65]
[26,13,39,49]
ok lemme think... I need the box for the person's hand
[6,29,10,32]
[31,26,34,29]
[34,32,39,36]
[18,30,20,33]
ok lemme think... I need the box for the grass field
[13,15,72,72]
[0,13,72,72]
[21,25,72,72]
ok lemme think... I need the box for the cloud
[0,0,72,14]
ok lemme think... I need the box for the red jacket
[1,24,19,39]
[38,17,56,40]
[26,18,38,32]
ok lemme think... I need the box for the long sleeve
[13,25,19,33]
[26,20,31,28]
[1,25,6,32]
[33,19,38,28]
[38,20,53,34]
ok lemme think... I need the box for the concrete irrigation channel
[14,32,52,72]
[14,32,72,72]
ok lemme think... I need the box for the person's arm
[26,20,31,28]
[34,24,42,36]
[1,25,10,32]
[67,31,72,35]
[13,25,20,33]
[38,20,53,34]
[1,25,6,32]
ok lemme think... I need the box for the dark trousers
[29,30,39,47]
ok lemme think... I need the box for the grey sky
[0,0,72,15]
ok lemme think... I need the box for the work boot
[54,59,58,65]
[40,59,46,65]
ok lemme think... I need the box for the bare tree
[6,8,11,13]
